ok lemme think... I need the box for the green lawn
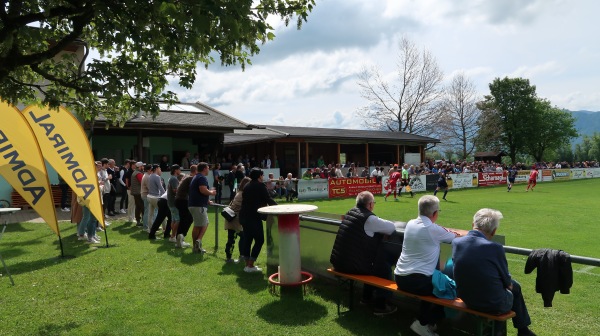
[0,179,598,335]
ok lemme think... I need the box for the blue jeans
[78,206,96,238]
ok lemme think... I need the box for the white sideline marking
[506,257,599,277]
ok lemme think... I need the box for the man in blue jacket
[452,209,536,336]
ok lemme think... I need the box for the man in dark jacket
[330,191,398,316]
[239,168,277,273]
[452,208,536,336]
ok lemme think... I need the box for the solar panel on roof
[158,103,207,113]
[176,104,206,113]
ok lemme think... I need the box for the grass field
[0,179,598,335]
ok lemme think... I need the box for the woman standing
[239,168,277,272]
[223,177,250,263]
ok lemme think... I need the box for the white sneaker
[77,235,87,241]
[176,234,184,248]
[168,237,177,243]
[120,209,127,214]
[243,266,263,273]
[180,241,190,248]
[410,320,438,336]
[61,207,70,212]
[105,214,109,219]
[96,226,104,232]
[104,221,111,227]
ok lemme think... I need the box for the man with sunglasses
[330,191,398,316]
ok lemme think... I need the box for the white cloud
[163,0,600,129]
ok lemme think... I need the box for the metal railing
[299,214,600,267]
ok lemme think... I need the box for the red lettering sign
[328,177,381,198]
[478,172,507,187]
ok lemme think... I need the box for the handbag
[221,206,236,221]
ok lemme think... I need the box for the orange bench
[327,268,515,336]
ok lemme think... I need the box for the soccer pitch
[0,178,597,335]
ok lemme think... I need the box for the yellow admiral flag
[22,105,105,227]
[0,102,60,235]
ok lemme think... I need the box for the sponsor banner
[515,170,530,183]
[478,172,507,187]
[406,175,426,193]
[447,173,476,189]
[0,102,59,235]
[551,169,571,181]
[329,177,380,198]
[298,179,329,200]
[425,174,439,191]
[23,105,104,226]
[541,169,553,182]
[570,169,586,180]
[588,168,600,178]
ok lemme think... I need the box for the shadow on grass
[257,298,328,325]
[3,223,35,232]
[35,321,80,336]
[236,272,269,293]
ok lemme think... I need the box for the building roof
[224,125,440,146]
[94,101,252,132]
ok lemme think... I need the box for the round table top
[257,204,318,215]
[0,208,21,214]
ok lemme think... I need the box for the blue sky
[169,0,600,129]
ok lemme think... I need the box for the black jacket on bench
[330,206,382,274]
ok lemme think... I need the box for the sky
[170,0,600,130]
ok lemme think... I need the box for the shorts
[508,178,515,183]
[169,206,180,222]
[437,181,448,188]
[189,206,209,227]
[401,179,409,186]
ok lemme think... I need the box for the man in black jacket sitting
[330,191,398,316]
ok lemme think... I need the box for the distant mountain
[569,110,600,143]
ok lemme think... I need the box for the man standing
[130,162,145,226]
[330,191,398,316]
[146,165,165,233]
[452,209,536,336]
[107,159,119,216]
[394,195,458,336]
[99,158,112,219]
[166,165,181,242]
[174,165,196,248]
[140,164,153,231]
[189,162,216,253]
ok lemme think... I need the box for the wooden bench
[11,186,72,209]
[327,268,515,336]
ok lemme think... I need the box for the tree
[478,77,538,164]
[524,99,578,162]
[356,36,444,136]
[437,72,480,159]
[0,0,314,124]
[473,96,503,153]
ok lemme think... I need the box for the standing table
[258,204,317,295]
[0,208,20,285]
